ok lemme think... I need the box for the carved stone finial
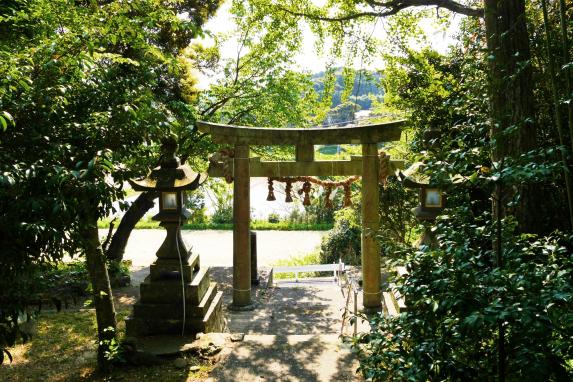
[160,134,180,169]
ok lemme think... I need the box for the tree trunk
[83,219,117,371]
[541,0,573,229]
[484,0,541,234]
[106,191,157,261]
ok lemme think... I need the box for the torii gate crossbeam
[197,120,405,312]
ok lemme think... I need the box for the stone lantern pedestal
[125,137,225,338]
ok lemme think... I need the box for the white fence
[269,260,345,284]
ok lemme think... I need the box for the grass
[272,251,323,280]
[98,217,333,231]
[1,288,216,382]
[315,144,361,160]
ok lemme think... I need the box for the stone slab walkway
[206,268,366,382]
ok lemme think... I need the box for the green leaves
[0,111,14,131]
[358,208,573,381]
[0,0,221,360]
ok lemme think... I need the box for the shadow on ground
[207,267,363,381]
[209,267,345,335]
[208,334,360,382]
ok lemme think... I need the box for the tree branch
[101,218,116,252]
[105,191,157,262]
[277,0,483,21]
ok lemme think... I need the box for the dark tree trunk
[484,0,542,234]
[105,191,158,261]
[83,219,117,371]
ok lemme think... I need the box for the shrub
[211,207,233,224]
[356,218,573,381]
[267,213,281,223]
[320,208,361,265]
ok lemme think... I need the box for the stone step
[149,252,201,282]
[133,283,218,319]
[189,251,200,271]
[125,294,223,338]
[190,266,211,305]
[383,292,399,317]
[202,290,225,333]
[126,316,207,337]
[197,282,219,317]
[140,266,211,305]
[389,283,407,312]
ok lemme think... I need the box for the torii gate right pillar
[361,143,382,311]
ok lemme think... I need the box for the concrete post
[233,145,251,307]
[250,231,259,285]
[361,143,382,311]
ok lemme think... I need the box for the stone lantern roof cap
[399,162,431,188]
[129,136,207,191]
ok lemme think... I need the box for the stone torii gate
[197,121,405,311]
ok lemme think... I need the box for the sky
[197,1,463,88]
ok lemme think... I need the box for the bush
[356,218,573,381]
[107,260,131,287]
[185,190,208,224]
[267,213,281,223]
[207,179,233,224]
[287,206,305,224]
[320,208,361,265]
[377,176,418,258]
[211,205,233,224]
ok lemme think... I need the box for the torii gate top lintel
[196,120,405,145]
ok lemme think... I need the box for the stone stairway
[126,252,225,337]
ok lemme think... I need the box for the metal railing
[340,271,360,337]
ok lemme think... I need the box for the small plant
[267,212,281,223]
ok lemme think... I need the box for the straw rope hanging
[267,176,359,208]
[211,149,393,207]
[378,150,391,189]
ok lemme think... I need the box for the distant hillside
[312,68,384,110]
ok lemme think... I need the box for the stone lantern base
[125,253,225,337]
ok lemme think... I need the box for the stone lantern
[129,136,206,278]
[125,136,224,339]
[399,162,445,247]
[400,163,445,218]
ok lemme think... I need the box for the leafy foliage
[357,218,573,381]
[320,207,362,265]
[312,68,383,124]
[355,8,573,381]
[0,0,218,363]
[195,0,318,128]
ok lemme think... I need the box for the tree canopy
[0,0,220,367]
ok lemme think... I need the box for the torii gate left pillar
[233,144,252,306]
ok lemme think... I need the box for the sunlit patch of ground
[0,289,214,382]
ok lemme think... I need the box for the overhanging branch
[278,0,483,21]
